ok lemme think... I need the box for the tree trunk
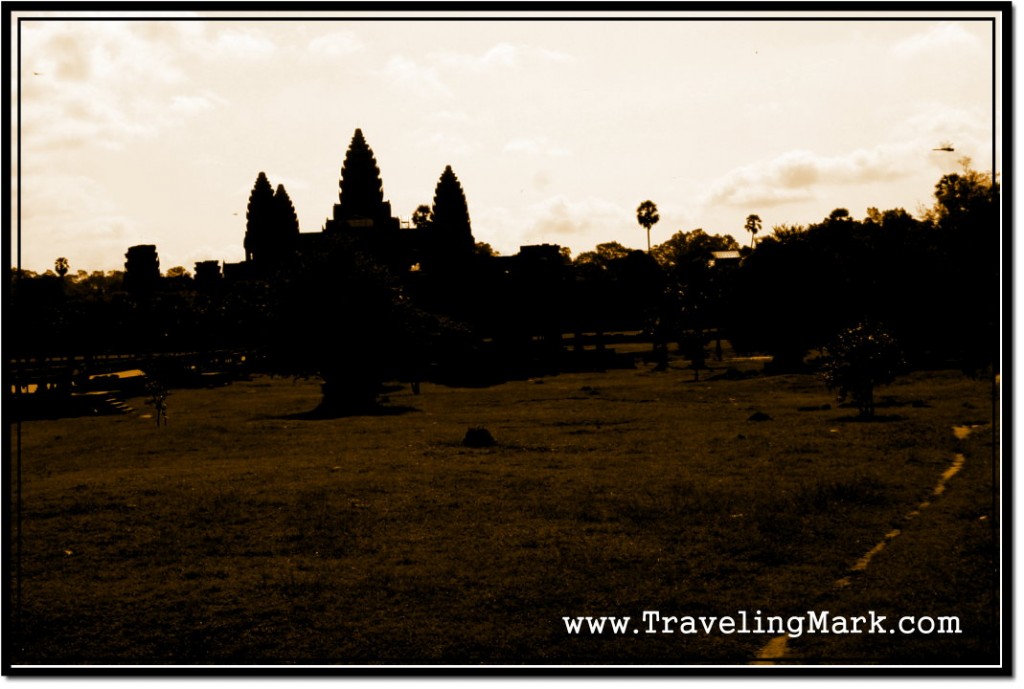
[318,373,381,416]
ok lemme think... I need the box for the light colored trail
[751,424,982,664]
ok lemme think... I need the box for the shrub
[822,323,904,418]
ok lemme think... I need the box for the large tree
[268,236,421,415]
[927,158,1000,373]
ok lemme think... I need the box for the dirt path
[751,424,985,665]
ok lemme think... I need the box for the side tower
[426,165,475,269]
[244,172,300,269]
[244,172,276,264]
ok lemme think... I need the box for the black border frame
[2,2,1012,678]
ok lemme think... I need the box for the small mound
[463,427,496,448]
[747,411,773,422]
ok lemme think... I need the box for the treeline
[9,160,999,406]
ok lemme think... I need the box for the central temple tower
[325,128,400,237]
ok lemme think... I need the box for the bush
[822,323,904,418]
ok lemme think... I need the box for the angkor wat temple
[124,128,653,369]
[220,127,546,281]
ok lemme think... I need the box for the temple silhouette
[117,128,655,373]
[220,128,494,281]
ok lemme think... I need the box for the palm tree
[745,214,762,248]
[636,200,660,253]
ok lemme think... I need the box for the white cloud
[418,132,474,157]
[704,145,922,208]
[204,29,277,59]
[437,42,574,72]
[523,195,631,244]
[503,136,570,158]
[169,93,217,116]
[23,21,186,85]
[381,55,451,97]
[19,22,244,154]
[17,173,145,272]
[892,22,984,59]
[423,110,474,125]
[307,30,363,57]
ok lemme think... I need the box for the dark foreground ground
[8,357,1000,667]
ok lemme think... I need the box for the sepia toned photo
[5,5,1009,674]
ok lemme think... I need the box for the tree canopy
[636,200,660,252]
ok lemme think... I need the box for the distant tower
[427,165,475,268]
[244,173,300,267]
[272,184,300,252]
[244,172,276,263]
[193,260,223,292]
[124,244,160,294]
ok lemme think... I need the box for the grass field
[9,355,1000,666]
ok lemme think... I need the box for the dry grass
[9,358,999,665]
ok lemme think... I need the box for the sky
[10,9,1002,274]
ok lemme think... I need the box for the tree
[651,228,739,272]
[744,214,762,248]
[926,157,999,373]
[54,257,69,278]
[822,322,904,418]
[165,266,191,279]
[474,242,497,257]
[267,236,425,416]
[636,200,660,253]
[574,241,632,269]
[651,229,740,352]
[929,157,997,230]
[411,204,433,229]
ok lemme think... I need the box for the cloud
[418,131,474,157]
[423,110,474,125]
[381,55,451,97]
[891,22,984,59]
[380,43,572,97]
[307,30,363,57]
[169,93,219,116]
[16,173,145,272]
[437,42,574,72]
[202,29,277,59]
[503,136,570,158]
[18,21,260,154]
[523,195,631,244]
[704,145,921,208]
[23,21,186,86]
